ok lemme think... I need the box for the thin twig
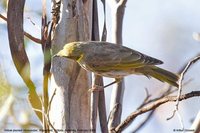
[139,88,151,107]
[47,88,57,132]
[132,88,151,111]
[0,14,41,44]
[0,13,7,21]
[130,78,191,131]
[27,17,41,30]
[24,32,41,44]
[34,95,57,133]
[177,56,200,105]
[131,111,155,133]
[114,91,200,132]
[48,88,57,113]
[125,88,153,133]
[91,0,108,132]
[33,108,57,133]
[167,56,200,129]
[130,87,171,132]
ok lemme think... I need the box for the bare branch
[0,13,7,21]
[91,2,101,131]
[33,95,57,133]
[48,88,57,113]
[114,91,200,132]
[47,88,57,133]
[91,0,108,131]
[108,0,128,130]
[0,14,41,44]
[139,88,151,107]
[177,56,200,103]
[131,111,155,133]
[24,32,42,44]
[167,56,200,126]
[130,87,170,132]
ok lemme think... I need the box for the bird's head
[54,42,83,61]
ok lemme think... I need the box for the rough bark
[49,0,93,131]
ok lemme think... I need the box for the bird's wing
[84,43,163,71]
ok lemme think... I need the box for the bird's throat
[76,54,84,63]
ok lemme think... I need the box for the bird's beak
[53,54,59,58]
[53,50,64,58]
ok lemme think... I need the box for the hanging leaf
[7,0,42,122]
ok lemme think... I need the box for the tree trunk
[49,0,93,131]
[108,0,127,131]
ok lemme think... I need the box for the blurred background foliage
[0,1,43,132]
[0,66,41,131]
[0,0,6,10]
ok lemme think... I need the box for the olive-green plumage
[55,41,179,87]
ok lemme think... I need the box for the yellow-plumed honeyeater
[55,41,179,87]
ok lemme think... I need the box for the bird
[54,41,179,89]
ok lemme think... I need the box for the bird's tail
[139,66,179,87]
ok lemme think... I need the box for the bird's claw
[88,84,104,92]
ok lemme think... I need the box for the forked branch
[114,91,200,132]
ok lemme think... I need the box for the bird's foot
[88,84,104,92]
